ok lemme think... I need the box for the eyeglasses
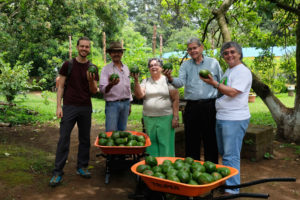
[149,63,160,68]
[223,50,237,56]
[187,46,199,52]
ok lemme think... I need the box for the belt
[186,98,215,104]
[110,98,129,102]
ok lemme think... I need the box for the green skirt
[143,114,175,157]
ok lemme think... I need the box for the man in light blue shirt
[164,38,222,163]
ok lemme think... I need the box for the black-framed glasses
[223,50,237,56]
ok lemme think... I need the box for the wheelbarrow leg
[104,155,111,184]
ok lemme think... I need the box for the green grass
[248,93,295,127]
[0,92,296,128]
[0,145,54,186]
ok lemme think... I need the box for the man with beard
[99,41,132,131]
[50,37,99,187]
[163,38,222,163]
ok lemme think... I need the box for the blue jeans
[105,100,130,131]
[216,118,250,194]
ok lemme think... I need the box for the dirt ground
[0,123,299,200]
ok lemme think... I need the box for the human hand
[172,117,179,128]
[130,72,139,82]
[162,69,173,82]
[86,71,96,82]
[108,77,120,86]
[56,107,63,118]
[200,74,215,86]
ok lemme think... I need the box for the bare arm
[105,78,120,93]
[132,73,145,99]
[169,89,179,128]
[56,75,66,118]
[200,75,240,97]
[86,71,98,94]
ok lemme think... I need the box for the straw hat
[106,41,125,52]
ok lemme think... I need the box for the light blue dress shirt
[171,56,223,100]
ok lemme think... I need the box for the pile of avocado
[98,131,146,146]
[136,156,230,185]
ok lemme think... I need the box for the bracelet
[173,116,179,120]
[214,83,220,89]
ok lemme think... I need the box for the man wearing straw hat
[99,41,132,131]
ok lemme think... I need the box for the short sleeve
[230,67,252,92]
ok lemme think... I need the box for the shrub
[0,54,35,102]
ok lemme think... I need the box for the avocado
[145,155,158,167]
[184,157,194,165]
[106,139,115,146]
[191,162,206,173]
[173,160,185,170]
[211,172,223,181]
[126,140,137,146]
[137,164,151,173]
[88,65,97,75]
[177,170,191,183]
[192,171,203,181]
[152,165,163,173]
[198,172,214,184]
[130,66,140,74]
[142,169,154,176]
[166,169,178,177]
[98,132,107,139]
[162,159,173,166]
[98,138,108,146]
[163,63,173,70]
[167,175,180,183]
[111,131,120,139]
[217,167,231,177]
[115,138,127,145]
[153,172,166,179]
[188,179,199,185]
[203,161,217,173]
[109,73,119,81]
[199,69,212,78]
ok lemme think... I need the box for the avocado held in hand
[88,65,97,75]
[130,66,140,74]
[199,69,212,78]
[109,73,119,81]
[163,63,173,70]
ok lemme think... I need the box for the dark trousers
[184,99,218,163]
[53,105,92,176]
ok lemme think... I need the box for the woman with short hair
[132,58,179,157]
[201,41,252,194]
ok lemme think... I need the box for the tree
[160,0,299,142]
[0,0,127,89]
[210,0,300,142]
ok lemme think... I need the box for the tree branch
[267,0,300,15]
[202,16,216,44]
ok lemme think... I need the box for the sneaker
[76,168,91,178]
[49,175,62,187]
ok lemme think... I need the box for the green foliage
[279,51,296,84]
[0,54,35,102]
[0,0,127,90]
[0,105,39,125]
[250,50,286,93]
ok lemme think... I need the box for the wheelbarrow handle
[213,193,269,200]
[221,177,296,189]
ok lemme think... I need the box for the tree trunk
[213,0,300,143]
